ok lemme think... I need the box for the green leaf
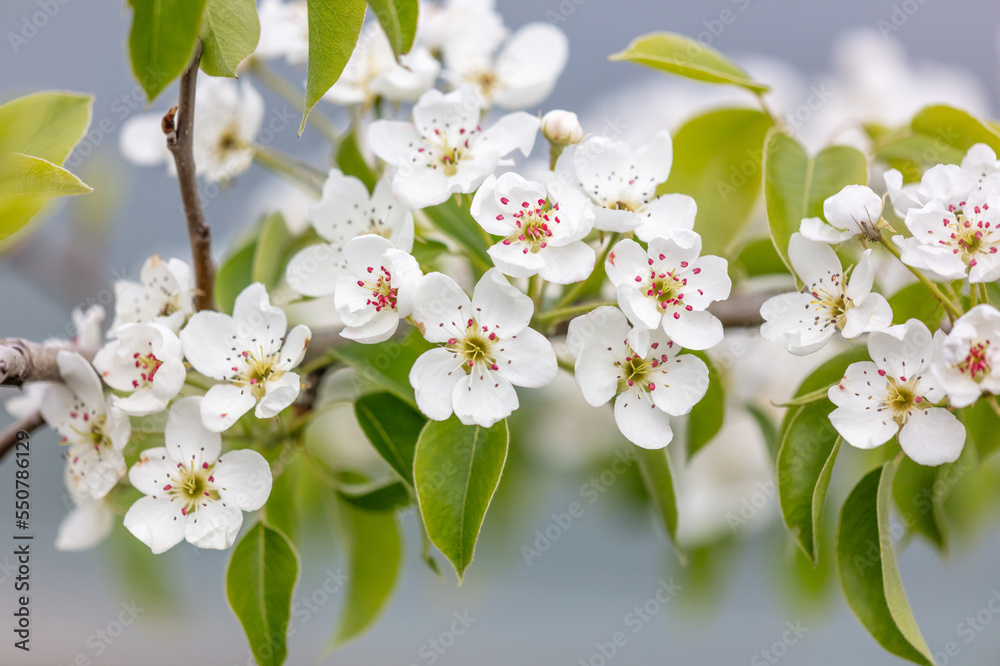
[336,478,411,511]
[763,130,868,273]
[200,0,260,78]
[892,455,947,550]
[911,105,1000,155]
[659,108,774,257]
[336,130,376,192]
[0,91,92,165]
[887,282,946,329]
[226,523,300,666]
[414,417,509,582]
[962,398,1000,461]
[634,447,684,562]
[873,105,1000,177]
[252,212,291,290]
[837,461,934,666]
[610,32,769,94]
[423,198,492,271]
[732,237,788,278]
[215,233,257,313]
[331,499,402,646]
[334,329,434,405]
[366,0,418,57]
[777,346,869,561]
[265,453,306,544]
[0,153,92,242]
[354,391,426,486]
[302,0,367,134]
[127,0,208,101]
[747,404,780,460]
[686,350,723,458]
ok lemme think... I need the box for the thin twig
[0,339,95,386]
[166,41,215,311]
[0,412,44,463]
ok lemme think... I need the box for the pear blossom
[605,231,731,350]
[567,131,696,241]
[124,397,272,554]
[893,195,1000,283]
[111,255,195,333]
[470,172,595,284]
[566,306,709,449]
[409,269,557,427]
[760,234,892,355]
[442,22,569,110]
[119,75,263,184]
[285,169,414,297]
[334,235,423,344]
[69,305,106,349]
[256,0,308,65]
[828,319,965,466]
[40,351,131,500]
[540,110,583,147]
[368,85,539,208]
[417,0,507,55]
[931,305,1000,408]
[799,184,884,244]
[55,466,114,551]
[92,323,186,415]
[884,143,1000,219]
[324,24,440,107]
[179,283,311,432]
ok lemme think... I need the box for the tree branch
[0,339,95,386]
[166,41,215,312]
[0,412,44,463]
[708,291,771,329]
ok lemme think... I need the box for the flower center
[959,340,991,380]
[447,318,499,374]
[637,260,695,318]
[500,199,560,253]
[422,125,482,176]
[941,202,999,268]
[885,376,923,423]
[216,124,244,155]
[611,200,636,212]
[614,342,671,394]
[165,460,220,516]
[234,347,282,400]
[132,351,163,389]
[357,264,398,312]
[809,284,850,330]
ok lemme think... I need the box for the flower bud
[541,110,583,146]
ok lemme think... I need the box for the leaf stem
[554,232,619,311]
[252,144,325,195]
[879,233,962,320]
[536,301,617,325]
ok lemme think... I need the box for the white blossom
[179,283,311,432]
[417,0,507,56]
[470,172,595,284]
[111,255,195,334]
[256,0,308,65]
[409,268,557,427]
[567,306,709,449]
[828,319,965,466]
[931,304,1000,408]
[93,323,186,415]
[369,85,539,208]
[605,231,731,350]
[540,110,583,146]
[884,144,1000,219]
[760,234,892,355]
[40,351,131,500]
[55,465,114,551]
[334,234,423,344]
[285,169,414,297]
[124,397,272,554]
[799,184,884,244]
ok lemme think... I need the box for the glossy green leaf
[893,455,947,550]
[336,478,411,511]
[366,0,418,57]
[912,105,1000,155]
[334,329,434,405]
[763,130,868,273]
[226,523,299,666]
[747,404,780,460]
[354,391,426,486]
[127,0,208,101]
[331,500,402,645]
[887,282,946,329]
[962,398,1000,461]
[265,452,306,544]
[610,32,769,94]
[837,461,934,666]
[0,153,92,242]
[414,417,509,582]
[200,0,261,77]
[732,237,787,278]
[686,350,723,458]
[423,198,492,271]
[634,447,684,562]
[873,105,1000,177]
[336,130,376,192]
[658,108,773,257]
[252,212,291,290]
[215,233,257,313]
[302,0,367,134]
[777,345,868,561]
[0,92,92,165]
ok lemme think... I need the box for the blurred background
[3,0,1000,664]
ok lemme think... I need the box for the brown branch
[0,339,96,386]
[709,291,773,329]
[166,41,215,311]
[0,412,44,463]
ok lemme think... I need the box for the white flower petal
[452,368,518,427]
[123,496,187,555]
[184,500,244,550]
[214,449,273,511]
[899,408,965,466]
[201,384,258,432]
[613,389,673,449]
[410,347,465,420]
[167,396,223,464]
[256,372,301,418]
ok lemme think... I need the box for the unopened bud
[541,110,583,146]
